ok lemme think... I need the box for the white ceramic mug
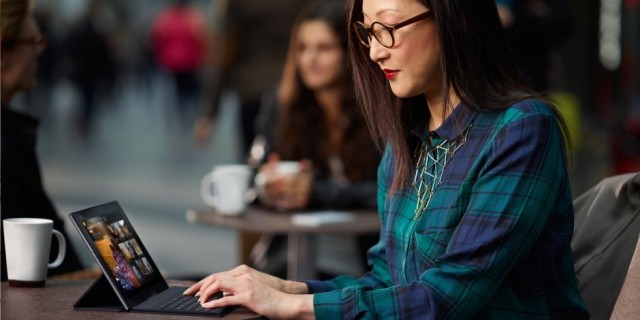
[200,164,252,215]
[3,218,66,287]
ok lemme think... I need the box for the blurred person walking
[151,0,207,117]
[65,0,117,137]
[1,0,84,281]
[193,0,308,154]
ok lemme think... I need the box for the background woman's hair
[278,0,348,109]
[1,0,30,49]
[346,0,573,191]
[275,0,378,182]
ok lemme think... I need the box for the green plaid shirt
[305,99,589,319]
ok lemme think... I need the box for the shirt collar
[410,103,477,141]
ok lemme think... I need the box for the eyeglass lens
[354,23,394,48]
[371,24,393,47]
[354,11,431,48]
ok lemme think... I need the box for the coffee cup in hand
[255,160,313,211]
[3,218,66,287]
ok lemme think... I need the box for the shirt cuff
[304,280,336,294]
[313,291,343,319]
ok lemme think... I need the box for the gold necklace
[412,125,470,220]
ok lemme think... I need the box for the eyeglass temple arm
[392,11,432,30]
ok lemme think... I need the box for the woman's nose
[368,38,389,63]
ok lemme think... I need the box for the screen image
[82,216,157,292]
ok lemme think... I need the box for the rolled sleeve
[313,290,344,319]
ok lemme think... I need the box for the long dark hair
[346,0,572,191]
[275,0,378,182]
[1,0,30,50]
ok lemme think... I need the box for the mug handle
[200,171,218,207]
[48,229,66,268]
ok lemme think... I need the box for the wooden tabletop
[1,280,262,320]
[186,206,380,234]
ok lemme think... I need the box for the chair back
[571,172,640,319]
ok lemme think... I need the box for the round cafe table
[186,206,380,280]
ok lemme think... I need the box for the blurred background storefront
[559,0,640,187]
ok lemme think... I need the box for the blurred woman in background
[247,0,380,278]
[1,0,83,280]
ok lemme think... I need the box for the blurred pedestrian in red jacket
[151,0,207,114]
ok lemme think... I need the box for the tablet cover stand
[73,275,125,312]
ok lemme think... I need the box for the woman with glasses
[185,0,589,318]
[2,0,84,280]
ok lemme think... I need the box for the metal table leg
[286,233,316,280]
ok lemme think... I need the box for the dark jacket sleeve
[308,180,377,209]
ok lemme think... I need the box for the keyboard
[159,292,222,313]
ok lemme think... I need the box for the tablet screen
[70,201,164,297]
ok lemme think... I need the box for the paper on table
[291,211,355,226]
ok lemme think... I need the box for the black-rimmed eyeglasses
[353,11,432,48]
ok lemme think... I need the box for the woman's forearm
[289,294,315,319]
[283,280,309,294]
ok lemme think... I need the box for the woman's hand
[183,265,313,319]
[255,154,313,211]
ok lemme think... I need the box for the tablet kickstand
[73,274,125,312]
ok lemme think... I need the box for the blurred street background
[12,0,242,277]
[6,0,639,278]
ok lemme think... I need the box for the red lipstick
[383,69,399,80]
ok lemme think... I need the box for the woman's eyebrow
[362,8,400,21]
[376,8,400,17]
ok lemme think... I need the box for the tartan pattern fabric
[305,99,589,319]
